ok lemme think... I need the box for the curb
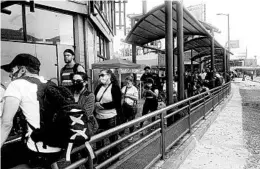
[152,87,234,169]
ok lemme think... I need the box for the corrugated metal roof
[174,37,224,54]
[125,3,212,46]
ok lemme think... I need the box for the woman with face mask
[94,69,122,162]
[70,72,98,166]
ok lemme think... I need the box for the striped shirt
[60,66,74,87]
[60,63,85,88]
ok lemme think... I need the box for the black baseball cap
[144,66,151,70]
[1,53,41,72]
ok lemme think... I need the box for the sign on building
[244,59,257,67]
[187,4,206,21]
[229,40,239,48]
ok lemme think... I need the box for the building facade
[1,0,117,89]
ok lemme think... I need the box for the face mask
[73,80,84,93]
[126,81,132,87]
[101,79,109,85]
[10,68,25,81]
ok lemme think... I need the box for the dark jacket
[77,89,95,116]
[94,83,122,116]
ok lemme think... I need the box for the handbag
[122,87,138,117]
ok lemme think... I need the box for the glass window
[25,7,74,45]
[1,5,24,41]
[96,31,108,61]
[96,33,100,56]
[100,37,104,56]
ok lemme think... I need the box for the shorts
[1,140,62,169]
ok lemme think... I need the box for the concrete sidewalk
[178,83,250,169]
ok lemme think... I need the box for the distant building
[244,59,257,67]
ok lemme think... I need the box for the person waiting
[121,76,138,140]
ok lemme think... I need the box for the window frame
[1,4,75,46]
[96,31,108,61]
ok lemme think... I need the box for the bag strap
[123,86,128,100]
[97,83,112,102]
[123,86,137,105]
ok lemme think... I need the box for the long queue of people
[0,50,229,169]
[0,51,156,169]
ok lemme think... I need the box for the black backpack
[19,76,96,161]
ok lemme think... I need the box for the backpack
[19,76,96,161]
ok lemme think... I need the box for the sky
[115,0,260,65]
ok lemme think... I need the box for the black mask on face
[72,80,85,93]
[10,68,25,81]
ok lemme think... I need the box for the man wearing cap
[60,49,85,92]
[1,53,61,168]
[140,66,153,85]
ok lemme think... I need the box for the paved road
[178,78,260,169]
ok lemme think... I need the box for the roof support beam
[165,0,174,107]
[211,31,215,88]
[223,48,227,81]
[176,1,185,101]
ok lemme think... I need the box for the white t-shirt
[95,85,117,119]
[3,77,61,153]
[0,86,5,117]
[121,85,138,106]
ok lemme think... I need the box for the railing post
[221,85,224,102]
[160,111,166,160]
[188,100,191,132]
[218,88,220,105]
[211,92,215,111]
[203,93,206,119]
[226,86,228,98]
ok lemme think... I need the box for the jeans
[140,98,158,128]
[120,103,137,134]
[96,116,119,161]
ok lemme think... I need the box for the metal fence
[65,82,231,169]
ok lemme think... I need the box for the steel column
[223,48,227,81]
[142,0,147,14]
[132,45,137,63]
[176,2,185,101]
[211,30,215,88]
[227,14,230,73]
[165,0,173,105]
[191,49,193,73]
[173,38,175,78]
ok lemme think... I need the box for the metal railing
[65,82,231,169]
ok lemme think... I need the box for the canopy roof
[174,37,223,54]
[191,48,226,61]
[125,3,212,46]
[200,56,223,64]
[92,58,141,69]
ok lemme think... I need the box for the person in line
[140,66,153,86]
[150,69,161,91]
[60,49,85,92]
[70,72,98,167]
[140,78,159,129]
[121,76,138,139]
[70,72,98,134]
[94,69,121,160]
[1,53,62,169]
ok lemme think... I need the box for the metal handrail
[65,82,231,169]
[3,82,231,169]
